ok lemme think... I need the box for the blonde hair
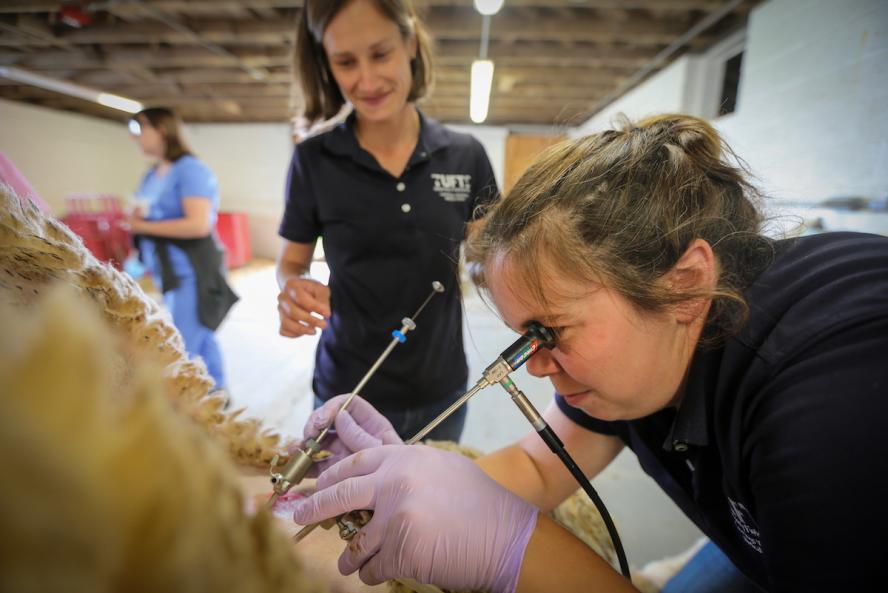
[0,287,322,593]
[467,114,774,340]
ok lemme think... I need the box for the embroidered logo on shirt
[431,173,472,202]
[728,498,763,553]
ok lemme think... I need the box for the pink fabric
[0,152,50,212]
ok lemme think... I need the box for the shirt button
[401,203,412,213]
[673,440,688,452]
[420,151,427,158]
[396,182,406,192]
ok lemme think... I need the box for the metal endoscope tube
[267,281,444,508]
[407,324,555,443]
[293,324,557,541]
[295,321,632,579]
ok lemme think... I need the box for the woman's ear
[665,239,717,324]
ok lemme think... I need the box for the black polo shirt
[556,232,888,591]
[279,111,498,411]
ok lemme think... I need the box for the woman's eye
[373,51,390,61]
[334,59,355,68]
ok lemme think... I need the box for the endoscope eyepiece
[525,321,556,349]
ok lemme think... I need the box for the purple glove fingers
[302,394,350,440]
[372,446,539,592]
[333,410,383,451]
[352,509,417,585]
[337,517,384,577]
[346,396,401,439]
[293,472,376,526]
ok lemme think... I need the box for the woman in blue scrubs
[127,107,235,394]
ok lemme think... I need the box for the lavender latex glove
[293,394,403,477]
[293,444,539,593]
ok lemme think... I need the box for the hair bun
[637,114,722,163]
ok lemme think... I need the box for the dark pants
[314,387,468,444]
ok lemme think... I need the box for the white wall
[0,100,509,259]
[572,55,693,136]
[446,123,509,190]
[0,99,144,214]
[571,0,888,206]
[187,119,508,259]
[186,122,293,260]
[715,0,888,202]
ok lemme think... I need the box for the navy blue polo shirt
[279,110,498,411]
[556,232,888,591]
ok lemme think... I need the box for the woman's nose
[526,348,560,378]
[356,61,380,90]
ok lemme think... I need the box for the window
[719,51,743,116]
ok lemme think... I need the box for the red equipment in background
[62,195,252,271]
[61,193,131,270]
[215,211,251,268]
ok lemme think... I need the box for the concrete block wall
[717,0,888,202]
[572,0,888,206]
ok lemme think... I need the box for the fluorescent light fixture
[0,66,142,114]
[470,59,494,124]
[98,92,143,113]
[474,0,504,15]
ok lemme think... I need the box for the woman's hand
[277,275,331,337]
[122,204,145,234]
[293,394,402,478]
[293,445,539,593]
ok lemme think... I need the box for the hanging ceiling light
[474,0,504,16]
[470,59,494,124]
[0,66,143,114]
[468,5,496,125]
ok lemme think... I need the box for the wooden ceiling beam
[3,46,291,70]
[0,1,728,14]
[434,40,657,68]
[430,8,702,44]
[0,0,754,126]
[437,65,626,85]
[138,94,289,109]
[2,10,709,47]
[426,0,729,10]
[50,20,294,46]
[425,94,601,109]
[0,2,59,14]
[147,68,293,85]
[103,82,292,98]
[432,82,611,99]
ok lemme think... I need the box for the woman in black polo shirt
[277,0,498,441]
[292,114,888,592]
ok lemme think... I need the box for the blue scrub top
[136,154,219,279]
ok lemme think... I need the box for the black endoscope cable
[497,323,631,579]
[535,422,630,578]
